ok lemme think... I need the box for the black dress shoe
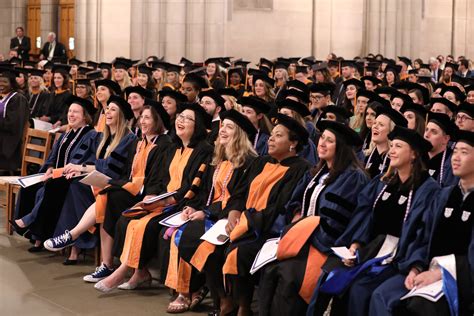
[28,245,44,253]
[8,219,30,236]
[63,258,78,265]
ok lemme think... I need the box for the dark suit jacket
[10,36,31,60]
[40,41,67,60]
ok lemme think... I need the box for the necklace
[56,126,86,168]
[205,161,234,206]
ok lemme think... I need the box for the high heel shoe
[9,219,30,236]
[117,276,152,290]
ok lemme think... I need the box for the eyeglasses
[310,94,324,101]
[177,113,195,122]
[456,114,474,122]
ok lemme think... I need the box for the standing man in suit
[10,27,31,61]
[39,32,66,61]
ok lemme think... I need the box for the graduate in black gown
[370,130,474,316]
[46,64,72,127]
[166,109,258,313]
[27,68,50,119]
[221,114,311,315]
[12,95,97,251]
[124,85,151,137]
[258,121,370,316]
[0,67,29,173]
[240,96,273,156]
[92,103,213,292]
[199,89,225,145]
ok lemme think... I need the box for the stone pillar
[185,0,206,61]
[164,0,186,62]
[40,0,59,40]
[144,0,164,59]
[202,0,226,59]
[130,0,144,59]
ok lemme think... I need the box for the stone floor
[0,192,213,316]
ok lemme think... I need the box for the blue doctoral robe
[333,175,441,316]
[52,132,137,249]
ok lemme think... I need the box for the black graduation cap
[289,57,301,64]
[98,62,111,70]
[177,102,212,129]
[390,91,414,106]
[465,85,474,94]
[234,60,251,68]
[408,69,418,75]
[361,75,382,86]
[179,57,193,67]
[183,73,209,90]
[274,60,290,70]
[65,95,97,116]
[312,62,329,72]
[27,68,46,77]
[309,82,335,96]
[68,58,83,66]
[342,78,364,89]
[376,105,408,127]
[375,86,398,97]
[419,63,431,70]
[286,79,309,93]
[276,99,311,117]
[199,89,226,108]
[384,64,402,75]
[340,60,356,68]
[456,102,474,118]
[279,89,310,104]
[356,89,378,101]
[327,59,339,68]
[124,86,152,99]
[259,58,274,69]
[427,112,456,136]
[440,85,466,102]
[271,113,309,146]
[107,95,134,120]
[400,102,428,117]
[159,87,188,103]
[240,96,271,114]
[397,56,412,67]
[94,79,122,95]
[252,73,275,87]
[151,61,169,70]
[51,56,67,64]
[87,61,99,69]
[187,66,206,77]
[218,88,238,99]
[77,66,93,75]
[227,67,244,81]
[317,119,362,146]
[417,74,432,84]
[205,57,227,68]
[321,105,352,121]
[365,61,381,72]
[388,126,433,154]
[112,57,133,70]
[0,67,19,79]
[43,61,53,70]
[454,129,474,146]
[23,60,37,69]
[258,65,272,75]
[451,74,468,86]
[15,67,30,76]
[86,70,103,81]
[137,64,154,77]
[52,64,72,75]
[402,82,430,104]
[220,109,257,140]
[444,62,459,71]
[144,97,171,130]
[75,78,91,86]
[301,56,316,67]
[295,65,309,74]
[430,97,458,113]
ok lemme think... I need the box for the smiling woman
[0,68,29,173]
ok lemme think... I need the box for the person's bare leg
[127,267,151,284]
[68,245,80,260]
[69,202,97,240]
[99,224,114,268]
[15,219,26,228]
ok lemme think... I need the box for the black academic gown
[28,91,50,118]
[46,90,72,124]
[0,92,29,171]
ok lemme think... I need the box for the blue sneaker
[83,263,115,283]
[44,230,75,251]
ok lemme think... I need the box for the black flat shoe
[63,258,78,265]
[9,219,30,236]
[28,245,44,253]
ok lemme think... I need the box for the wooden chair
[0,128,56,234]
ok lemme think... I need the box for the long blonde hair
[212,123,257,168]
[28,76,48,93]
[114,70,132,90]
[364,118,396,156]
[96,106,131,159]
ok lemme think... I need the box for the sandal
[166,294,190,314]
[189,286,209,310]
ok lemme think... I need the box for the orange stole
[167,147,194,193]
[95,113,106,132]
[165,231,193,292]
[120,206,166,268]
[276,216,327,304]
[211,161,234,208]
[95,140,156,224]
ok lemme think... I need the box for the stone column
[164,0,186,62]
[144,0,165,59]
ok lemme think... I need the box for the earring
[289,146,294,152]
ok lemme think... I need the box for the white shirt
[47,41,56,60]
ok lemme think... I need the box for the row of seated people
[8,78,473,315]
